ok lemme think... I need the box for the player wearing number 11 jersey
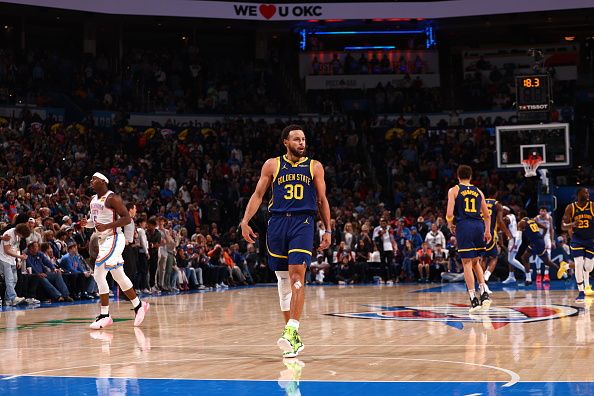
[446,165,492,313]
[240,125,332,358]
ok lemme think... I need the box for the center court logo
[328,304,579,330]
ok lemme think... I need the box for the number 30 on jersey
[284,184,304,200]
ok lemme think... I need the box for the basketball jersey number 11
[464,197,477,213]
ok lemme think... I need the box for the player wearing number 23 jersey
[563,187,594,259]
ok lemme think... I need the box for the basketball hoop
[522,156,543,177]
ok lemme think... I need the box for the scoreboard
[515,75,551,112]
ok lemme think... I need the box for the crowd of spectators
[311,53,428,76]
[460,56,577,111]
[0,47,293,115]
[0,105,591,305]
[0,46,577,118]
[308,82,441,115]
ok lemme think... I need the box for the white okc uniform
[506,213,526,273]
[90,191,125,270]
[507,213,521,256]
[536,214,552,253]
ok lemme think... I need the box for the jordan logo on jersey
[303,218,310,224]
[282,164,288,170]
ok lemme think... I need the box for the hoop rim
[521,157,543,177]
[521,157,544,166]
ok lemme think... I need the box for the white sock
[287,319,300,330]
[484,270,491,281]
[508,272,516,279]
[544,268,549,275]
[527,270,533,281]
[100,305,109,316]
[468,289,476,299]
[479,283,486,294]
[131,297,141,309]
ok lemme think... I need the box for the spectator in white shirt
[0,224,31,305]
[425,223,446,251]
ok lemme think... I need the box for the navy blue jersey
[485,198,498,237]
[269,155,317,214]
[455,184,483,222]
[524,219,544,243]
[571,201,594,240]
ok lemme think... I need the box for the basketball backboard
[495,123,570,169]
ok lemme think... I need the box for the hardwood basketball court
[0,282,592,395]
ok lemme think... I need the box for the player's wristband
[446,216,454,222]
[325,230,332,235]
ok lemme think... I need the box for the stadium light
[312,30,424,35]
[344,46,396,50]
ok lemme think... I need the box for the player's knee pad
[276,271,292,311]
[93,264,109,294]
[110,267,134,291]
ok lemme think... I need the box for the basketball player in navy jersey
[241,125,331,358]
[482,188,512,288]
[446,165,492,313]
[517,217,567,287]
[562,187,594,302]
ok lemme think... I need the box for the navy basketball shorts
[570,237,594,259]
[267,213,315,271]
[527,239,548,258]
[456,219,486,259]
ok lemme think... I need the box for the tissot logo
[233,3,323,20]
[329,304,578,330]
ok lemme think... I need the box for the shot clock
[515,75,551,112]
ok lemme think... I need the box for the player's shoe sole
[481,299,492,311]
[278,337,294,354]
[282,343,304,358]
[576,292,586,303]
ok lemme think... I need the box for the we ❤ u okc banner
[3,0,593,20]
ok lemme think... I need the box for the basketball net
[521,156,543,177]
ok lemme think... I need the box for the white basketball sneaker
[90,314,113,330]
[134,301,150,327]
